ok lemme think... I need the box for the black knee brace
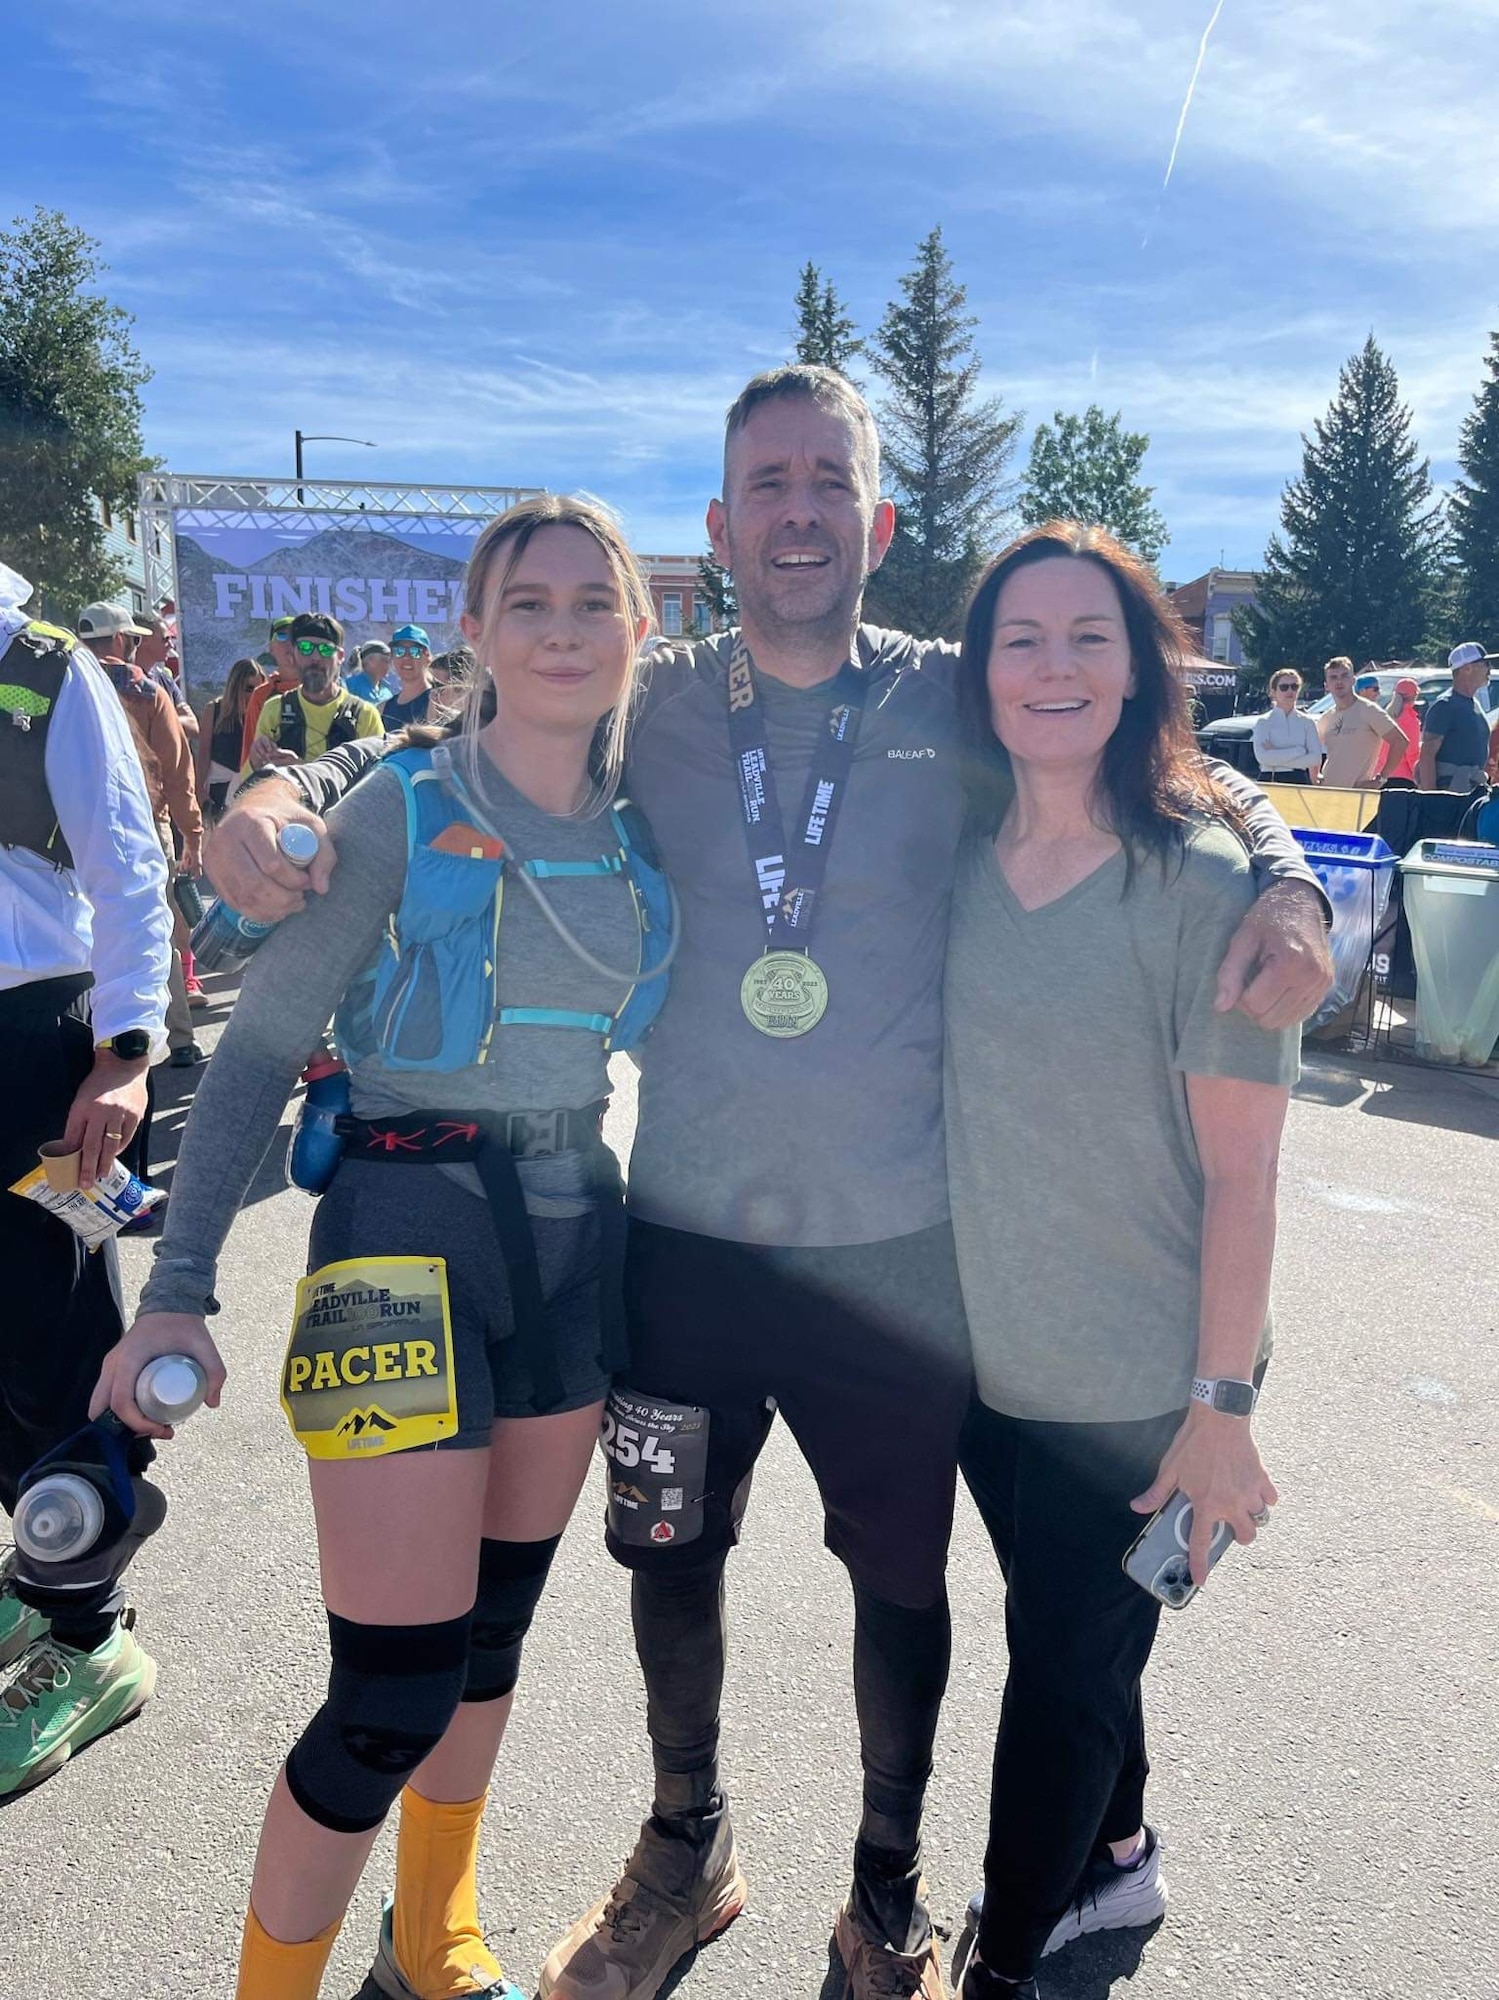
[462,1535,562,1704]
[285,1609,472,1835]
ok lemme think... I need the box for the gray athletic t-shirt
[623,630,965,1246]
[142,755,638,1319]
[943,822,1301,1423]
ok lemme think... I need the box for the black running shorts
[607,1218,973,1608]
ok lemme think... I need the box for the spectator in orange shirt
[240,615,301,764]
[1380,676,1422,786]
[77,603,206,1068]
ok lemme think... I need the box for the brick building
[639,554,716,637]
[1166,567,1259,668]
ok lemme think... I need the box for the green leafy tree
[1450,331,1499,643]
[0,207,152,618]
[696,549,737,630]
[1020,405,1168,564]
[864,227,1021,638]
[1239,335,1444,670]
[792,261,862,375]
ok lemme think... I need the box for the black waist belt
[0,971,93,1027]
[334,1103,614,1411]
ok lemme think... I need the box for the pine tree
[792,261,862,375]
[1020,405,1168,565]
[1240,335,1444,670]
[0,207,152,615]
[864,227,1021,638]
[1451,331,1499,642]
[696,549,737,630]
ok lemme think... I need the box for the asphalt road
[3,987,1496,2000]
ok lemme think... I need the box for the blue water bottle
[191,822,321,970]
[288,1052,351,1194]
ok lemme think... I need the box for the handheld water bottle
[288,1052,352,1194]
[191,822,321,970]
[13,1356,208,1565]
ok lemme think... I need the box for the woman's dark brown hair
[955,521,1244,880]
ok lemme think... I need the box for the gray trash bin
[1399,840,1499,1065]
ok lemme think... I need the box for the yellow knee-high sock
[235,1904,341,2000]
[393,1787,506,1997]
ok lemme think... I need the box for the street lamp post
[294,430,377,503]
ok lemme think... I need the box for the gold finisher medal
[740,950,830,1038]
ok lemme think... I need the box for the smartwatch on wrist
[1191,1376,1258,1417]
[98,1029,152,1062]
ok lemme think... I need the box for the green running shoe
[358,1896,523,2000]
[0,1547,49,1671]
[0,1616,156,1797]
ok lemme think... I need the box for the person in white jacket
[1252,669,1323,784]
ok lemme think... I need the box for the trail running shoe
[539,1808,747,2000]
[0,1616,156,1796]
[0,1547,48,1671]
[834,1882,947,1999]
[958,1827,1167,1965]
[957,1959,1039,1998]
[361,1895,522,1999]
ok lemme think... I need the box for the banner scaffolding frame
[137,472,545,614]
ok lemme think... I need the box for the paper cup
[38,1142,82,1193]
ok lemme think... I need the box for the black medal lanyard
[726,635,869,956]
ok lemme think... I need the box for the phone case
[1121,1492,1235,1609]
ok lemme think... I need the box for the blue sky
[11,0,1499,583]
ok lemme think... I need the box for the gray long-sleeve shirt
[142,754,638,1318]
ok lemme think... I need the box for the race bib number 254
[601,1388,709,1549]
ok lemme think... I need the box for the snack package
[9,1153,164,1249]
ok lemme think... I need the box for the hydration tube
[433,743,680,988]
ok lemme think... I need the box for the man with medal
[202,365,1335,2000]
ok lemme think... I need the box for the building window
[1210,613,1234,661]
[100,497,113,530]
[125,511,137,544]
[662,592,683,636]
[693,596,711,633]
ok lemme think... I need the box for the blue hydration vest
[335,746,674,1071]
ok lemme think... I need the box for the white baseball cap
[77,601,152,639]
[1447,641,1497,671]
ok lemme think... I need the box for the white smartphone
[1122,1491,1235,1609]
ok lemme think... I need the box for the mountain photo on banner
[174,519,481,686]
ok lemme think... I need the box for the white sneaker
[959,1826,1168,1962]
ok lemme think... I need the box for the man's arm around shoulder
[206,736,387,921]
[1202,758,1334,1031]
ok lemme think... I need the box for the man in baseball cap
[1418,644,1496,791]
[76,603,152,642]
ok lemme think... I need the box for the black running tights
[631,1553,951,1860]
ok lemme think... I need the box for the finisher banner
[173,507,491,686]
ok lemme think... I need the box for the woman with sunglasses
[1251,669,1322,785]
[382,622,439,730]
[242,614,385,774]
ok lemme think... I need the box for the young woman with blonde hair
[96,496,674,2000]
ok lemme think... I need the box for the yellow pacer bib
[281,1257,457,1460]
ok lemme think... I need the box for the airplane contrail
[1161,0,1228,193]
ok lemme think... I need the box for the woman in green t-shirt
[944,524,1299,2000]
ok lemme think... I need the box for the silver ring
[1249,1506,1272,1527]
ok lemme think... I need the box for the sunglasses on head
[392,641,427,657]
[295,638,337,658]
